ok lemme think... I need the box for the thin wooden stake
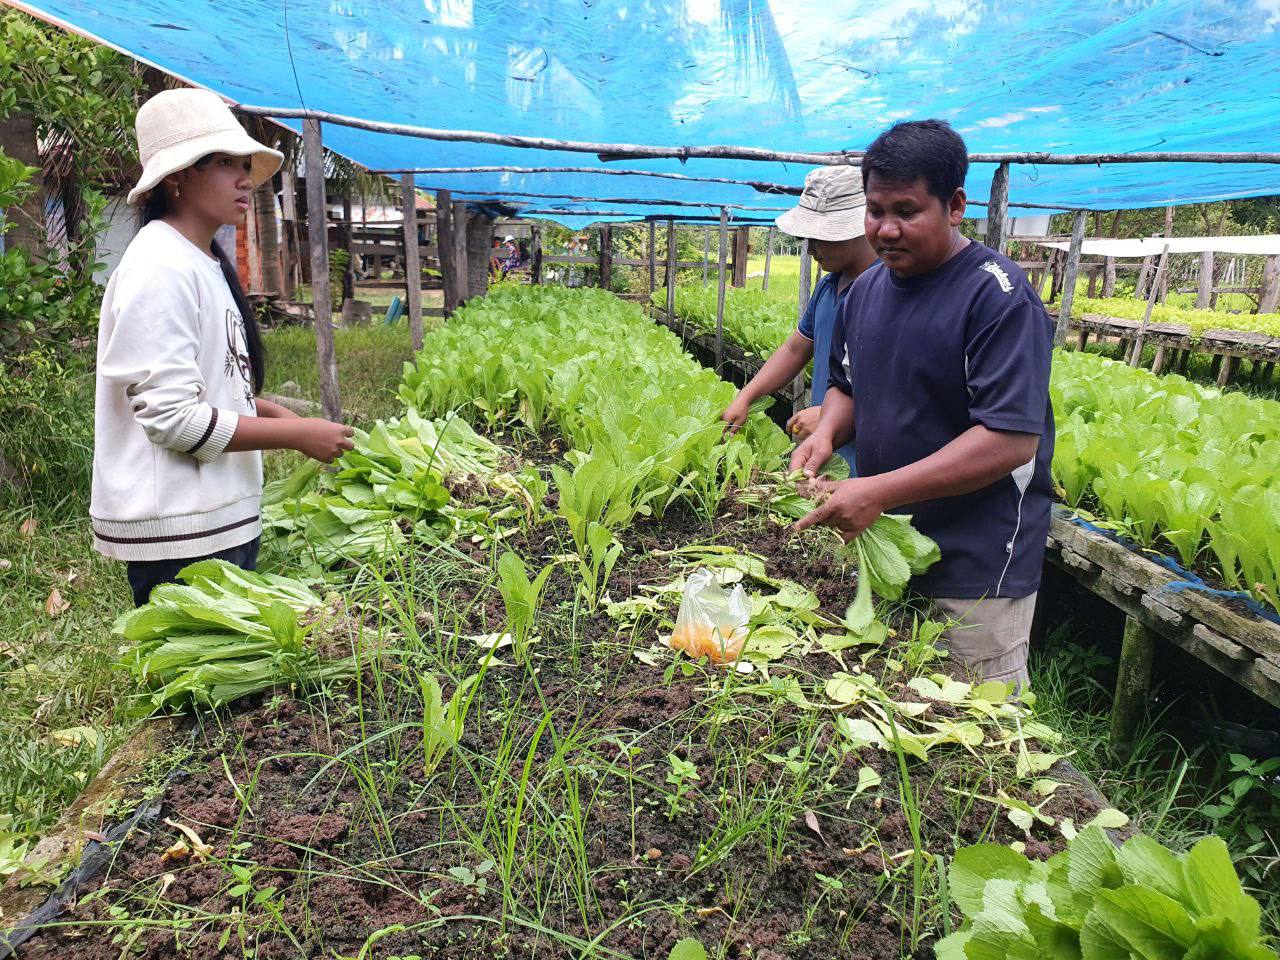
[762,226,775,291]
[530,225,543,284]
[648,220,657,295]
[715,207,728,371]
[1130,245,1170,367]
[798,239,813,321]
[1054,210,1088,346]
[401,173,423,350]
[302,118,341,421]
[665,219,676,320]
[985,162,1010,254]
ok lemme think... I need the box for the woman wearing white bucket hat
[92,88,354,605]
[720,166,875,475]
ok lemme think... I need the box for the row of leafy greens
[654,284,796,359]
[1053,350,1280,611]
[400,285,792,545]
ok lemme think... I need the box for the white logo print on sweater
[979,260,1013,294]
[223,308,254,405]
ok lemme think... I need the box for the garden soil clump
[15,437,1104,959]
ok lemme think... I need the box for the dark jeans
[125,536,261,607]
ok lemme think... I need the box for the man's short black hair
[861,120,969,205]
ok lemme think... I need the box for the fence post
[715,208,728,371]
[762,226,775,291]
[984,162,1010,254]
[401,173,423,349]
[1196,250,1214,309]
[1053,210,1088,347]
[302,118,342,421]
[599,225,612,289]
[665,218,676,319]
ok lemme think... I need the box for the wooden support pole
[762,226,775,291]
[731,225,749,287]
[984,162,1009,254]
[1135,255,1153,300]
[280,167,302,297]
[530,226,543,284]
[302,119,341,422]
[1110,615,1157,757]
[437,190,459,314]
[1196,250,1214,308]
[1054,210,1088,346]
[451,200,469,308]
[665,219,676,320]
[1260,255,1280,314]
[401,173,423,350]
[715,207,728,371]
[1209,354,1223,381]
[1217,354,1237,387]
[1077,330,1089,351]
[1102,256,1116,297]
[647,220,657,295]
[702,228,711,287]
[1130,245,1169,368]
[1151,344,1168,375]
[599,225,613,290]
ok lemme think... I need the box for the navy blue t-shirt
[828,240,1055,599]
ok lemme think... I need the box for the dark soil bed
[14,437,1105,960]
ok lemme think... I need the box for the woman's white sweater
[91,220,262,561]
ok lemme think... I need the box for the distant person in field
[791,119,1055,689]
[720,166,876,476]
[92,89,353,607]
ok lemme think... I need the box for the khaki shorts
[931,594,1037,689]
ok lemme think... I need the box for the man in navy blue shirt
[721,166,876,474]
[792,120,1055,689]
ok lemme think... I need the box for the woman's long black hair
[141,155,266,393]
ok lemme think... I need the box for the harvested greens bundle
[736,476,940,630]
[263,409,520,569]
[117,559,359,708]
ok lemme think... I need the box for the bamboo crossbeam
[366,165,804,195]
[237,106,1280,166]
[440,189,788,211]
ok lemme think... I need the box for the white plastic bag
[668,568,750,664]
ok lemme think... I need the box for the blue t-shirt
[798,272,857,472]
[828,240,1055,599]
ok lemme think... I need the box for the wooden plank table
[1045,509,1280,752]
[1058,311,1280,385]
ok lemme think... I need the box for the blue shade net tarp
[17,0,1280,225]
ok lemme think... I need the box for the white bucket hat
[127,88,284,206]
[775,166,867,242]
